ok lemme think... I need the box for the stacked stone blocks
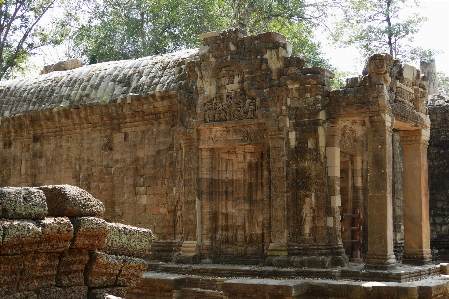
[0,184,153,299]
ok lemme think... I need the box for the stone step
[128,270,449,299]
[212,255,263,265]
[147,263,297,279]
[185,276,226,291]
[145,240,182,263]
[181,288,223,298]
[145,262,441,282]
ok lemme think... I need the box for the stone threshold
[128,268,449,299]
[147,262,441,283]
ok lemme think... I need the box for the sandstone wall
[0,185,153,299]
[428,96,449,260]
[0,98,181,241]
[0,49,196,242]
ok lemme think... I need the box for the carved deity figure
[363,53,394,86]
[302,197,315,236]
[175,200,183,239]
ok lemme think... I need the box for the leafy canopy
[0,0,67,79]
[66,0,334,68]
[333,0,429,63]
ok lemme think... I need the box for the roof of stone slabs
[0,48,198,119]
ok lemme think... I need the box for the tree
[330,70,358,89]
[227,0,335,68]
[65,0,228,63]
[0,0,66,79]
[65,0,335,69]
[438,72,449,98]
[332,0,427,62]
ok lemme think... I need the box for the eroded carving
[199,124,267,148]
[204,66,257,123]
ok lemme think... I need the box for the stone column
[325,120,348,266]
[199,148,213,261]
[365,114,396,270]
[353,155,363,210]
[400,129,432,265]
[178,137,200,263]
[266,134,288,256]
[325,120,342,239]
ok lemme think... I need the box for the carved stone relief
[199,124,267,148]
[340,122,365,155]
[395,80,415,109]
[204,66,257,123]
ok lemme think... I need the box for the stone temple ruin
[1,29,449,298]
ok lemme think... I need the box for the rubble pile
[0,185,153,299]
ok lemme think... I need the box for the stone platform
[127,262,449,299]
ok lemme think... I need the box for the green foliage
[68,0,228,63]
[438,72,449,98]
[330,70,358,90]
[333,0,430,62]
[65,0,334,69]
[0,0,65,79]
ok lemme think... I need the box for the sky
[318,0,449,75]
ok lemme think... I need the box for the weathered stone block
[126,273,187,299]
[17,252,60,292]
[56,249,90,287]
[36,287,64,299]
[440,263,449,275]
[70,217,108,250]
[35,217,73,253]
[104,222,154,258]
[0,255,26,296]
[60,286,89,299]
[38,185,105,217]
[85,251,123,288]
[0,291,38,299]
[116,257,147,287]
[222,278,308,299]
[0,187,47,219]
[0,219,42,255]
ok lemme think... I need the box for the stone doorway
[210,145,265,263]
[340,153,363,262]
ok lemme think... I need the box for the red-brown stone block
[70,217,108,250]
[116,257,147,287]
[56,249,90,287]
[84,251,123,288]
[35,217,73,253]
[17,252,60,292]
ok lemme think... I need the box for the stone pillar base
[265,242,288,266]
[180,241,199,255]
[175,241,200,264]
[266,242,288,256]
[403,249,432,266]
[365,253,396,270]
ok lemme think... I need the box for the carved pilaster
[267,134,288,256]
[178,136,200,262]
[400,129,432,265]
[364,114,396,270]
[200,148,213,260]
